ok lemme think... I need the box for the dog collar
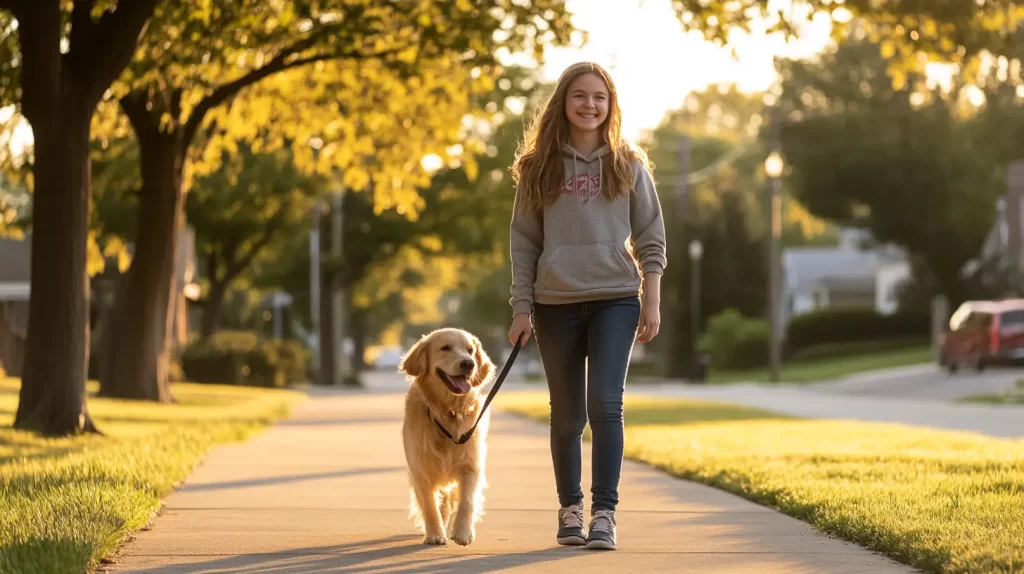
[427,405,468,444]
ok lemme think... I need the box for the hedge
[785,308,930,353]
[180,330,309,387]
[699,308,770,370]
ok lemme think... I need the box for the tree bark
[98,131,181,402]
[200,278,228,339]
[14,0,161,435]
[14,90,99,435]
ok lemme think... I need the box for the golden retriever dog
[399,328,496,546]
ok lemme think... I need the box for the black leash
[430,336,523,445]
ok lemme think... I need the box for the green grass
[500,392,1024,574]
[960,379,1024,406]
[0,376,305,574]
[707,343,933,384]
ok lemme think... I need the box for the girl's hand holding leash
[509,313,533,345]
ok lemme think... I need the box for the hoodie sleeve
[509,183,544,315]
[630,160,668,275]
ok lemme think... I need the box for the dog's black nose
[459,359,474,372]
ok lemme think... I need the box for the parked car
[939,299,1024,373]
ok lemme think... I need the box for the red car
[939,299,1024,373]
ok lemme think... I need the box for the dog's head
[398,328,495,395]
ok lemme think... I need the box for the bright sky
[523,0,838,142]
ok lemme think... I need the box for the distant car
[939,299,1024,374]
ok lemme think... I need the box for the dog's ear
[399,336,429,378]
[471,337,495,386]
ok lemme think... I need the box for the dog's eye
[440,344,452,352]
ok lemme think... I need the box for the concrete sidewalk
[106,387,915,573]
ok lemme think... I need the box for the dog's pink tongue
[450,375,471,393]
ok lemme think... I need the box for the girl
[507,61,667,551]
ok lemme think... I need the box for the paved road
[802,363,1023,400]
[105,386,913,574]
[628,381,1024,438]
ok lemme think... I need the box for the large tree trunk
[14,90,99,435]
[98,133,181,402]
[12,0,160,430]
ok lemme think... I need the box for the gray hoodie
[509,142,668,314]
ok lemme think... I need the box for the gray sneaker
[585,509,616,550]
[556,503,586,545]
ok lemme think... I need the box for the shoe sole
[585,539,616,550]
[557,535,586,546]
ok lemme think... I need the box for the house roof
[0,236,30,284]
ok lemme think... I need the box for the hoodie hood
[561,142,612,203]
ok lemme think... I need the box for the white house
[781,228,910,327]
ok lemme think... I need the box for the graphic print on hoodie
[509,142,668,313]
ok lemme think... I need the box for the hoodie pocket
[538,243,638,292]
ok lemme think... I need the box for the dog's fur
[399,328,496,546]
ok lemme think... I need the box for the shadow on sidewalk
[181,467,404,492]
[118,535,585,573]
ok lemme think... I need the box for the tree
[93,0,576,401]
[186,143,319,338]
[775,39,1008,305]
[0,1,161,435]
[671,0,1023,89]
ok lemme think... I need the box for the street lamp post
[688,239,703,381]
[764,150,784,383]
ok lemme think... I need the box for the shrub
[181,330,309,387]
[786,308,930,353]
[699,308,770,370]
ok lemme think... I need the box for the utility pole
[765,113,785,383]
[309,203,321,382]
[1006,161,1024,288]
[331,187,346,386]
[664,132,691,379]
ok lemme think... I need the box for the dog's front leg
[450,470,480,546]
[413,482,447,545]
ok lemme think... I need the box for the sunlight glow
[420,154,444,173]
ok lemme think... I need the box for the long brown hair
[512,61,652,212]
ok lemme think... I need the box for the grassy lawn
[706,343,933,384]
[0,376,304,574]
[960,379,1024,406]
[499,391,1024,574]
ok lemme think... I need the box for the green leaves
[672,0,1024,88]
[776,38,1011,300]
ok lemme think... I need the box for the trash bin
[691,353,710,383]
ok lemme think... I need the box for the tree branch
[119,93,157,139]
[182,43,407,147]
[74,0,161,104]
[224,212,285,281]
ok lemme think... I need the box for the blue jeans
[532,295,641,512]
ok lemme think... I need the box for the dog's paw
[423,535,448,546]
[450,526,475,546]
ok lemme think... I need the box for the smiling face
[398,328,495,396]
[564,72,610,135]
